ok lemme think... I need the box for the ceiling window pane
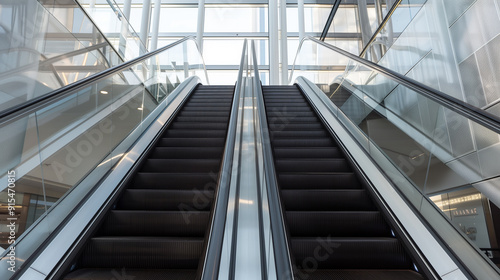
[205,6,268,33]
[159,6,198,33]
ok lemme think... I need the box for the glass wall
[0,0,122,113]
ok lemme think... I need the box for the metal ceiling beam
[319,0,341,41]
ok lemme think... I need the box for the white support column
[122,0,132,20]
[197,0,205,53]
[279,0,288,85]
[298,0,305,41]
[140,0,152,52]
[269,0,279,85]
[150,0,161,51]
[118,0,132,56]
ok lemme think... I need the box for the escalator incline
[63,85,234,280]
[262,85,425,280]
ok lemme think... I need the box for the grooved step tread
[99,210,209,236]
[118,189,214,210]
[292,269,424,280]
[64,268,198,280]
[132,172,218,190]
[150,147,224,159]
[79,237,204,269]
[286,211,390,237]
[280,189,374,211]
[291,237,413,269]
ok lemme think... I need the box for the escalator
[63,85,234,280]
[262,85,425,280]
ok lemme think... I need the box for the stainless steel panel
[476,33,500,104]
[459,54,488,108]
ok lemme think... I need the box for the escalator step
[275,159,351,173]
[178,111,230,117]
[291,237,413,269]
[268,117,321,124]
[278,173,360,189]
[79,237,204,269]
[175,116,229,122]
[118,189,213,211]
[158,138,226,147]
[181,106,230,111]
[292,269,424,280]
[131,173,217,190]
[271,138,335,147]
[269,123,324,131]
[286,211,390,237]
[273,147,342,159]
[170,122,228,130]
[280,189,375,211]
[266,111,316,118]
[270,130,329,139]
[99,210,209,236]
[162,129,227,138]
[64,269,198,280]
[150,147,224,159]
[141,159,220,173]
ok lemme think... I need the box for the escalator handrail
[201,39,248,280]
[251,40,294,279]
[0,36,202,121]
[291,36,500,136]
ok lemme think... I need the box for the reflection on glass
[0,0,122,113]
[0,37,207,274]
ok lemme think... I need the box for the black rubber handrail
[293,36,500,135]
[359,0,402,58]
[0,36,198,121]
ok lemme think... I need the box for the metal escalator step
[271,138,335,147]
[291,237,413,269]
[182,103,232,108]
[275,159,351,173]
[170,122,228,130]
[266,106,314,112]
[162,129,227,138]
[268,117,321,124]
[187,98,232,103]
[178,111,230,117]
[79,237,204,269]
[64,268,198,280]
[281,189,375,211]
[175,116,229,122]
[265,103,311,107]
[158,138,226,147]
[150,147,224,159]
[292,269,424,280]
[269,123,324,131]
[181,106,231,111]
[270,130,329,139]
[99,210,210,236]
[141,159,220,173]
[273,147,342,159]
[286,211,391,237]
[118,189,213,211]
[131,173,217,190]
[266,111,316,118]
[278,173,361,189]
